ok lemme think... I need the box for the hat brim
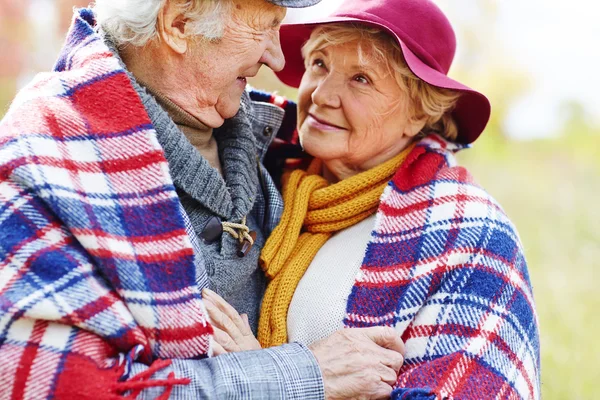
[267,0,323,8]
[276,17,491,144]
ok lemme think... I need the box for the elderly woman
[0,0,412,399]
[205,0,541,399]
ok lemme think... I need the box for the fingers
[212,326,241,353]
[363,326,405,355]
[203,293,246,344]
[375,346,404,374]
[241,314,250,331]
[310,329,400,400]
[371,382,394,400]
[203,288,251,336]
[376,363,398,386]
[350,327,405,373]
[211,339,227,356]
[202,290,262,353]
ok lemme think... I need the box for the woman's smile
[297,41,419,180]
[306,114,347,131]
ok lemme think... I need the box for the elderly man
[0,0,405,399]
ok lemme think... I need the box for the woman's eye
[353,75,370,84]
[312,58,325,68]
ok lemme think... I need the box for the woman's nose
[311,75,341,108]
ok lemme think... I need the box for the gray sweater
[132,80,273,332]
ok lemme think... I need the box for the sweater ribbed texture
[287,215,376,345]
[140,82,222,175]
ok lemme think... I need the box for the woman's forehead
[314,43,391,77]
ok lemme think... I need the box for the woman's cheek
[349,124,381,160]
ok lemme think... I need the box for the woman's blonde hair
[302,23,461,141]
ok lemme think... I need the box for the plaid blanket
[344,135,541,399]
[0,9,212,399]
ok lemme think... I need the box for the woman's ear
[157,1,188,54]
[405,117,427,138]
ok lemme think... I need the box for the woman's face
[297,40,422,181]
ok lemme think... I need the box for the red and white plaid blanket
[0,9,212,399]
[345,135,541,399]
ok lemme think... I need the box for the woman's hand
[202,288,262,355]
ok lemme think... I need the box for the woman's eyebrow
[317,48,330,57]
[347,63,384,79]
[308,49,328,60]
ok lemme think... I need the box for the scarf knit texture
[0,9,213,399]
[262,135,541,399]
[259,144,415,347]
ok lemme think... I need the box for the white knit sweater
[287,215,376,345]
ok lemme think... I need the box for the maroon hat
[276,0,491,144]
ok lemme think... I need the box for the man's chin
[193,111,225,129]
[215,100,243,124]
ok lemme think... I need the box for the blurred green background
[1,1,598,398]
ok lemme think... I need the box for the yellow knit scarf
[258,144,415,347]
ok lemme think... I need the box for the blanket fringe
[114,359,190,399]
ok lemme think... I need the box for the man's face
[186,0,286,127]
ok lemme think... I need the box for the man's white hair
[93,0,233,46]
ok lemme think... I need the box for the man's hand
[309,327,405,400]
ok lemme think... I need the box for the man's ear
[157,1,188,54]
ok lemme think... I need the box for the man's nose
[260,31,285,72]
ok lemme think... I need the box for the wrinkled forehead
[231,0,286,27]
[303,26,398,74]
[306,24,396,56]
